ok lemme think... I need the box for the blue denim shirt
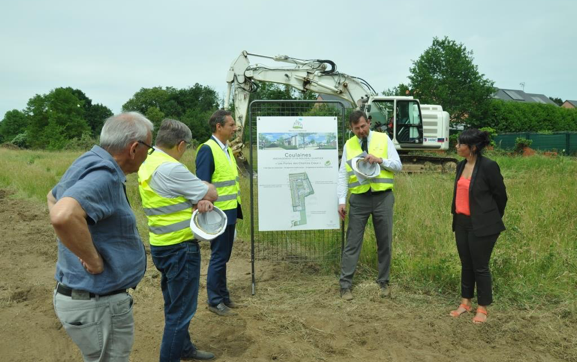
[52,146,146,294]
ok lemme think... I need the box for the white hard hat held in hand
[351,156,380,180]
[190,207,228,241]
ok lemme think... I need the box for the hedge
[467,100,577,133]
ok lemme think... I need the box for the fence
[247,100,347,294]
[494,132,577,155]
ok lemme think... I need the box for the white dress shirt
[211,136,232,163]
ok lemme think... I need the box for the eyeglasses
[138,140,155,155]
[181,140,192,149]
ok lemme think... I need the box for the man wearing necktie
[337,110,402,300]
[196,110,243,317]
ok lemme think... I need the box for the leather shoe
[224,300,243,309]
[340,288,353,301]
[379,283,391,298]
[181,349,215,360]
[208,302,237,316]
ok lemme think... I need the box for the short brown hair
[209,110,232,133]
[348,110,368,125]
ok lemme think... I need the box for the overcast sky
[1,0,576,119]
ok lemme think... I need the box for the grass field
[1,147,575,310]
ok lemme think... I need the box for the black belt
[56,283,127,299]
[363,189,392,196]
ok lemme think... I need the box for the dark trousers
[454,214,499,306]
[340,191,394,289]
[207,224,235,306]
[151,241,200,362]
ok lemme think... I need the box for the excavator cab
[368,99,423,146]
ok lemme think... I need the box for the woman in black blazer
[449,129,507,323]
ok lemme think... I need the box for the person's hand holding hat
[364,154,383,164]
[196,200,214,213]
[190,206,227,241]
[351,156,381,180]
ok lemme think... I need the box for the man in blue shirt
[47,112,153,361]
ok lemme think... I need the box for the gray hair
[100,112,154,154]
[155,119,192,148]
[208,109,232,133]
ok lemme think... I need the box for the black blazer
[451,155,508,237]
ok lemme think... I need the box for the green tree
[11,132,29,148]
[382,84,411,97]
[86,103,113,136]
[0,110,29,143]
[174,85,220,115]
[145,107,166,131]
[123,85,220,119]
[407,36,495,124]
[26,88,90,149]
[549,97,563,106]
[122,87,172,115]
[63,87,113,136]
[250,82,317,103]
[181,108,213,143]
[122,84,220,141]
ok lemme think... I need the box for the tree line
[2,37,576,150]
[0,82,317,150]
[0,84,224,150]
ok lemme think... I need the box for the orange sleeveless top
[455,177,471,216]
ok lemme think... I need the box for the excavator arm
[224,51,377,170]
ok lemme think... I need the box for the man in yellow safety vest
[337,110,402,301]
[138,119,217,361]
[195,110,243,317]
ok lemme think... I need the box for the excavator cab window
[368,100,423,144]
[368,101,395,139]
[395,101,423,144]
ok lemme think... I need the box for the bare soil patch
[0,190,575,361]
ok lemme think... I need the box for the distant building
[561,100,577,109]
[493,88,558,106]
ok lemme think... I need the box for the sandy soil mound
[0,189,575,361]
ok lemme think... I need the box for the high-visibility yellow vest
[138,151,194,246]
[199,138,241,211]
[345,132,394,194]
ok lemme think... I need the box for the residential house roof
[562,100,577,108]
[493,88,558,106]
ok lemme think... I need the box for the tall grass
[358,152,577,307]
[0,149,81,200]
[1,147,575,307]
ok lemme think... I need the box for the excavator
[225,51,457,173]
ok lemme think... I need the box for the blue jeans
[151,241,200,362]
[207,224,235,306]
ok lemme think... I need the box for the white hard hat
[190,207,228,241]
[351,156,381,179]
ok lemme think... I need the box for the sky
[1,0,576,119]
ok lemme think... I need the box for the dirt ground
[0,189,575,362]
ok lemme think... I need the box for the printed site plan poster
[257,116,340,231]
